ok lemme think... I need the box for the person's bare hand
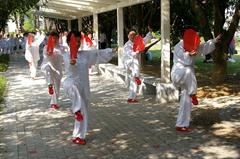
[215,34,222,43]
[112,47,118,53]
[189,50,197,56]
[47,51,53,55]
[70,59,76,65]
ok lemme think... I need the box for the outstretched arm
[197,34,221,56]
[86,47,118,66]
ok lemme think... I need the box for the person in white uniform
[41,31,64,109]
[171,27,221,132]
[25,33,44,79]
[123,30,143,103]
[62,31,117,145]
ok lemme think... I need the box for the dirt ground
[141,63,240,98]
[196,73,240,98]
[110,56,240,99]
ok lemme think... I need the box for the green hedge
[0,76,6,103]
[0,54,9,105]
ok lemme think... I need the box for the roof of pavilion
[36,0,151,20]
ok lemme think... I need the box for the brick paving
[0,54,239,159]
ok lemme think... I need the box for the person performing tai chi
[63,31,118,145]
[41,31,64,109]
[25,33,44,79]
[171,27,221,132]
[123,27,159,103]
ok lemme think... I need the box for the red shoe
[176,127,192,132]
[48,84,54,95]
[72,137,86,145]
[134,77,141,85]
[127,99,138,103]
[75,111,84,121]
[191,95,198,105]
[51,104,60,109]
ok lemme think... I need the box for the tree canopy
[0,0,39,32]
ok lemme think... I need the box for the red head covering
[183,29,200,52]
[59,33,63,45]
[80,33,85,46]
[85,35,93,47]
[47,35,54,55]
[27,34,32,46]
[70,33,77,60]
[133,35,145,53]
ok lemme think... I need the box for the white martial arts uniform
[25,36,44,78]
[41,45,64,106]
[123,32,154,99]
[123,40,140,100]
[63,47,114,139]
[171,39,217,127]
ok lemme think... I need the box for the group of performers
[25,30,117,145]
[122,26,220,132]
[23,25,221,145]
[0,33,27,55]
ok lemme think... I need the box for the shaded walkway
[0,54,239,159]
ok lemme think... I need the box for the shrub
[0,76,7,103]
[0,54,9,72]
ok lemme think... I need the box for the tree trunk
[14,13,20,34]
[212,44,227,84]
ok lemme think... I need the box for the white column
[67,20,71,31]
[160,0,171,83]
[93,13,99,49]
[78,17,82,31]
[117,7,124,68]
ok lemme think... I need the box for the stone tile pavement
[0,54,239,159]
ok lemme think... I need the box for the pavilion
[36,0,178,103]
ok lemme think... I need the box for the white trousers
[176,89,192,127]
[63,78,88,139]
[29,60,38,78]
[171,65,197,127]
[43,65,61,105]
[125,58,140,99]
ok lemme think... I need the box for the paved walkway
[0,54,239,159]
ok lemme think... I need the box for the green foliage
[0,0,39,32]
[0,76,7,103]
[0,54,9,72]
[23,10,35,32]
[23,18,35,32]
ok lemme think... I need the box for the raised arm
[86,48,118,66]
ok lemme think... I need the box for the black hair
[50,30,59,38]
[67,31,81,44]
